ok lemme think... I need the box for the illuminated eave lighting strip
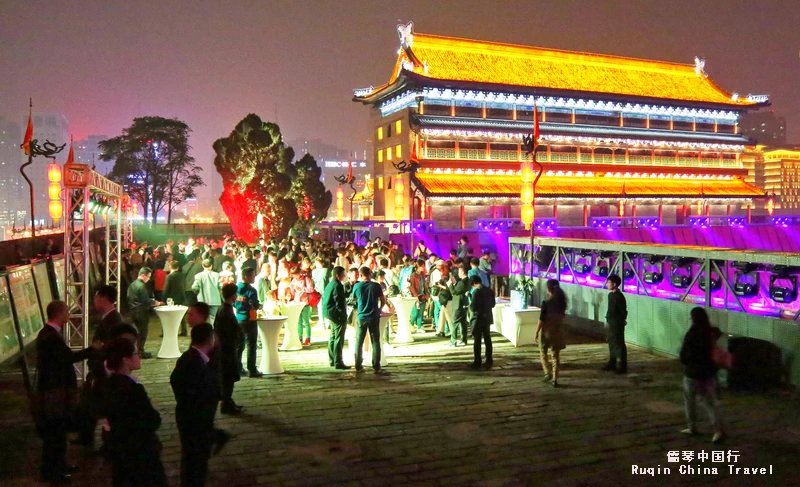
[422,88,740,121]
[418,128,745,152]
[419,167,736,180]
[377,88,741,121]
[427,196,753,203]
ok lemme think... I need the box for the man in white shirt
[192,259,223,323]
[379,258,398,291]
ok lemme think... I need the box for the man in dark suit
[215,284,244,414]
[449,264,471,347]
[35,300,98,483]
[170,314,223,487]
[323,266,350,369]
[603,275,629,374]
[127,267,163,358]
[182,251,203,307]
[75,285,124,446]
[469,275,496,370]
[164,260,188,335]
[102,337,167,487]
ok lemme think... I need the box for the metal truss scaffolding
[63,163,126,375]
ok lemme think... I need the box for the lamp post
[334,172,357,242]
[521,111,543,279]
[21,140,65,258]
[392,160,419,253]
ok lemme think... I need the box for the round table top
[154,305,189,312]
[389,296,418,303]
[282,302,308,309]
[257,315,288,321]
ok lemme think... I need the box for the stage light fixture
[643,255,663,284]
[622,268,634,281]
[644,271,663,284]
[669,257,695,289]
[769,275,797,303]
[698,271,722,291]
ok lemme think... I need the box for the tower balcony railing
[423,148,742,168]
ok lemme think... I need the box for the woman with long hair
[535,279,567,387]
[290,268,316,346]
[680,307,725,443]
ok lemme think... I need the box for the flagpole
[20,99,36,259]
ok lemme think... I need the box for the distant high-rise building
[286,137,369,220]
[0,117,24,231]
[74,135,110,174]
[739,110,787,145]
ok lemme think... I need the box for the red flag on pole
[21,105,33,155]
[533,99,540,146]
[347,152,353,181]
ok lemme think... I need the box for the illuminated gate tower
[353,23,769,230]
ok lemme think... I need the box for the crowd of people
[116,234,499,365]
[33,233,502,486]
[31,233,728,486]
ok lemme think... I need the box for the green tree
[213,114,298,241]
[99,117,202,223]
[290,153,332,232]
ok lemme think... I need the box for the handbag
[308,290,322,308]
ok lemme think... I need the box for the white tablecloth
[257,316,287,374]
[280,303,306,351]
[388,297,417,344]
[154,305,188,358]
[500,307,541,347]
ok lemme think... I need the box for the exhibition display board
[32,260,53,321]
[0,276,21,365]
[8,267,45,347]
[52,257,66,300]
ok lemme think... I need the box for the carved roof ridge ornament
[398,22,414,49]
[397,21,424,71]
[694,57,707,78]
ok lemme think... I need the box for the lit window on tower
[395,145,402,158]
[377,150,383,163]
[377,127,383,140]
[386,147,393,161]
[395,120,402,134]
[378,177,384,189]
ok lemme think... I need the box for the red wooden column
[747,205,752,224]
[583,204,589,227]
[658,204,663,222]
[553,203,558,220]
[460,205,466,229]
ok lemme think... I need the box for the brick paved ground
[1,318,798,487]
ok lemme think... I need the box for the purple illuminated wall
[556,224,800,252]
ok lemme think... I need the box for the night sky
[2,0,798,208]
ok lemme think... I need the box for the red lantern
[48,182,61,200]
[618,200,625,217]
[767,198,775,216]
[48,163,62,183]
[521,203,534,228]
[49,200,63,221]
[520,183,534,204]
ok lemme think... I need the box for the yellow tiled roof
[379,32,753,107]
[415,173,764,198]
